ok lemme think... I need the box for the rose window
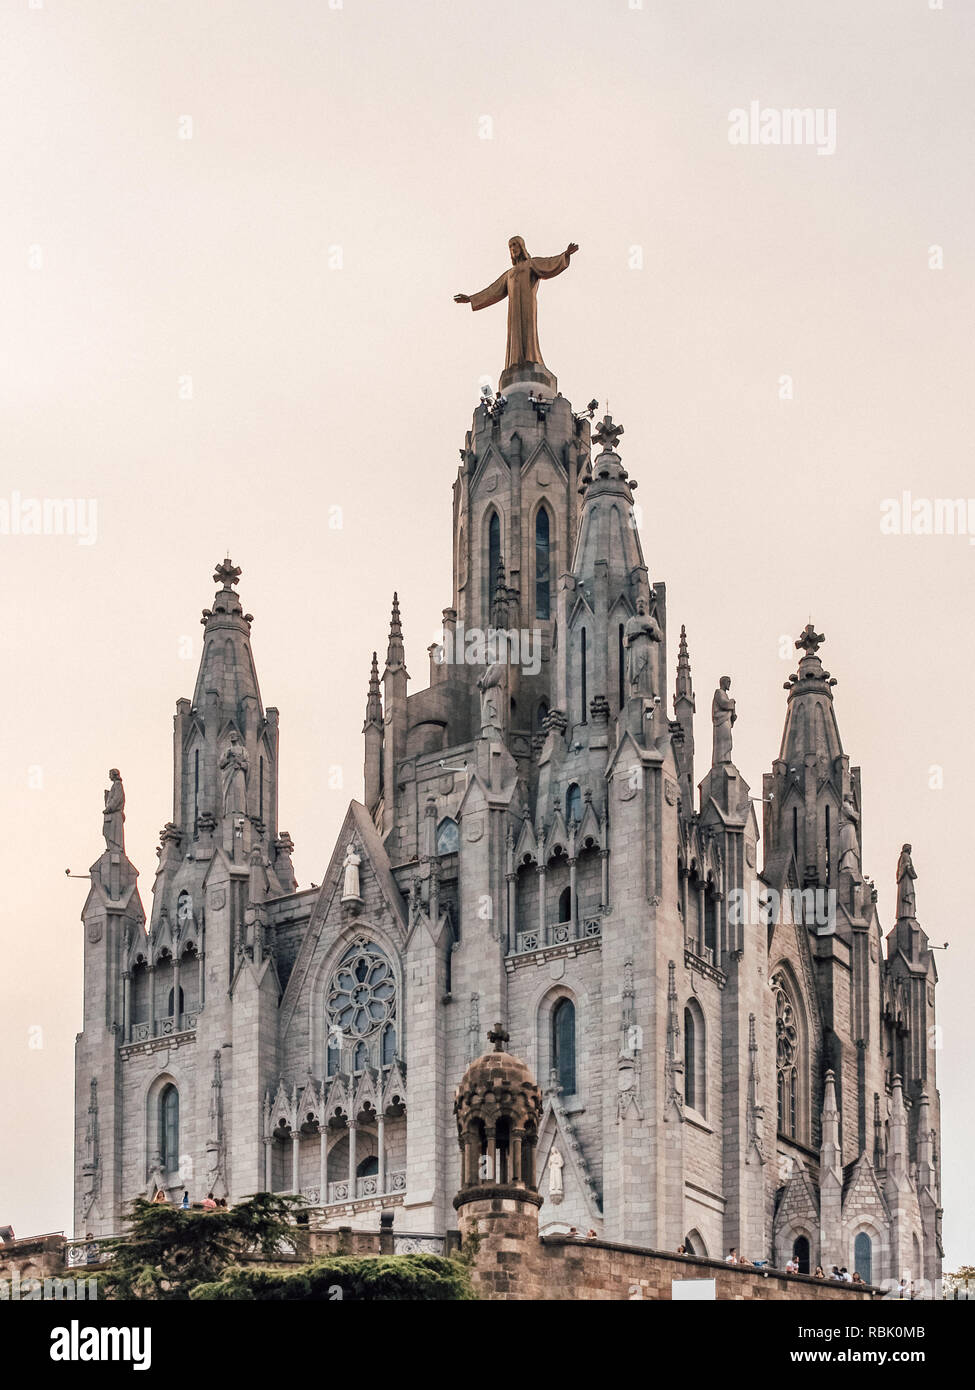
[326,943,395,1038]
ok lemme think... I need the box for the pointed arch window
[704,889,718,956]
[580,629,587,723]
[854,1232,872,1284]
[557,885,572,923]
[684,1008,697,1110]
[353,1040,369,1072]
[160,1084,179,1172]
[618,623,625,708]
[436,817,459,855]
[488,512,501,605]
[825,803,831,882]
[552,997,576,1094]
[566,782,582,824]
[684,1002,706,1116]
[792,1235,810,1275]
[535,508,551,620]
[536,700,549,736]
[381,1023,397,1067]
[774,975,802,1140]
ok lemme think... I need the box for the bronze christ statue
[455,236,578,372]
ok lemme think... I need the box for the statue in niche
[341,842,362,902]
[838,794,861,873]
[548,1148,565,1201]
[102,769,125,851]
[220,731,249,815]
[711,677,737,764]
[454,236,579,372]
[623,598,662,698]
[896,843,917,919]
[477,660,506,739]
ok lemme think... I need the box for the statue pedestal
[499,363,557,396]
[473,736,516,791]
[623,694,654,746]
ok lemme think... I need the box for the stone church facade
[74,343,943,1288]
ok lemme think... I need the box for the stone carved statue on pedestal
[896,843,917,919]
[839,794,861,873]
[623,598,662,698]
[102,769,125,851]
[341,842,362,901]
[220,731,249,815]
[548,1148,564,1201]
[454,236,579,372]
[477,661,506,739]
[711,677,737,764]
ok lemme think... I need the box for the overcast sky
[1,0,972,1267]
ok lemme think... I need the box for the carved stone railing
[66,1238,116,1268]
[324,1171,406,1205]
[515,917,601,955]
[129,1013,197,1044]
[393,1234,444,1255]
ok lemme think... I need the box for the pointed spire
[385,592,405,670]
[194,557,261,712]
[820,1068,842,1181]
[364,651,382,727]
[491,554,510,627]
[675,624,694,705]
[887,1074,910,1192]
[916,1092,935,1187]
[746,1013,764,1154]
[873,1093,885,1170]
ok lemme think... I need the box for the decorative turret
[362,651,383,814]
[453,1024,543,1207]
[173,559,282,863]
[885,844,939,1093]
[672,626,696,812]
[763,625,855,893]
[819,1069,843,1268]
[381,593,409,835]
[452,1027,546,1299]
[567,415,655,735]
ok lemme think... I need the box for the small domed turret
[453,1025,543,1208]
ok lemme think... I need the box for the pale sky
[1,0,972,1266]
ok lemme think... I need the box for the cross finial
[795,623,825,657]
[592,413,624,453]
[213,557,242,590]
[487,1022,509,1052]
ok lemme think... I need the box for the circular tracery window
[326,942,395,1038]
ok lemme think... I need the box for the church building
[74,247,942,1287]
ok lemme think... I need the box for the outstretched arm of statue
[530,244,579,279]
[461,271,509,312]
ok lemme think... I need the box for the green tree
[99,1193,307,1300]
[944,1265,975,1298]
[191,1252,475,1301]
